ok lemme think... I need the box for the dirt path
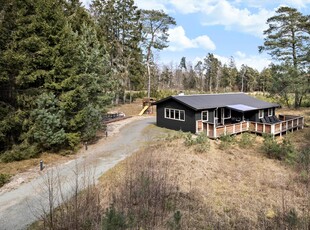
[0,116,156,230]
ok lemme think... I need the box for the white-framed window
[180,110,185,121]
[164,108,185,121]
[268,108,273,116]
[201,111,208,121]
[259,109,264,119]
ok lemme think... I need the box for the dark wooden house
[154,93,304,138]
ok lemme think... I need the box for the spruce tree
[0,0,114,159]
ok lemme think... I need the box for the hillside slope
[99,125,310,229]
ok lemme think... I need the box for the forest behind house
[0,0,310,229]
[0,0,309,161]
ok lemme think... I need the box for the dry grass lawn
[99,107,310,228]
[2,98,310,227]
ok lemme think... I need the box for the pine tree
[90,0,144,103]
[140,9,176,98]
[203,53,221,92]
[259,6,310,107]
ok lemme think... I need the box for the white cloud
[137,0,273,37]
[168,0,310,31]
[81,0,91,8]
[242,0,310,9]
[215,53,272,71]
[135,0,169,12]
[193,36,216,50]
[168,0,201,14]
[167,26,216,51]
[235,51,246,58]
[200,0,274,37]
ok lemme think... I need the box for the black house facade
[154,93,280,134]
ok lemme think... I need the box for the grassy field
[98,127,309,228]
[27,100,310,229]
[97,103,310,229]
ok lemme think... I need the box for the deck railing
[202,115,304,138]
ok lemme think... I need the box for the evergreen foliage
[0,0,114,161]
[90,0,145,103]
[259,7,310,108]
[140,9,176,98]
[262,135,296,162]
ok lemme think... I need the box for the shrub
[184,133,195,146]
[258,208,302,229]
[167,210,182,230]
[165,131,185,141]
[102,206,127,230]
[238,133,255,148]
[125,91,147,102]
[181,132,210,153]
[1,142,40,162]
[219,134,236,150]
[195,132,208,144]
[297,147,310,183]
[194,132,210,153]
[262,135,296,162]
[0,173,11,187]
[297,147,310,172]
[66,132,81,149]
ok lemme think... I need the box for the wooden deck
[201,115,304,138]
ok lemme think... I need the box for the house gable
[156,98,197,133]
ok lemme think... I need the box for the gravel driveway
[0,116,156,230]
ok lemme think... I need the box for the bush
[195,132,208,144]
[238,133,255,148]
[262,135,296,162]
[219,134,236,150]
[0,173,11,187]
[298,147,310,171]
[182,132,210,153]
[167,210,182,230]
[297,147,310,183]
[194,133,210,153]
[1,142,40,163]
[102,206,127,230]
[125,91,147,102]
[152,89,178,100]
[184,133,195,146]
[165,131,185,141]
[258,208,302,229]
[66,132,81,149]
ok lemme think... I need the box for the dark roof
[154,93,279,111]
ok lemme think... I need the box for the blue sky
[82,0,310,71]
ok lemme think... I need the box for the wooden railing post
[214,124,216,138]
[271,124,275,135]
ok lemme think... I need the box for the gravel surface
[0,116,156,230]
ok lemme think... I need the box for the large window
[165,108,185,121]
[201,111,208,121]
[259,109,264,119]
